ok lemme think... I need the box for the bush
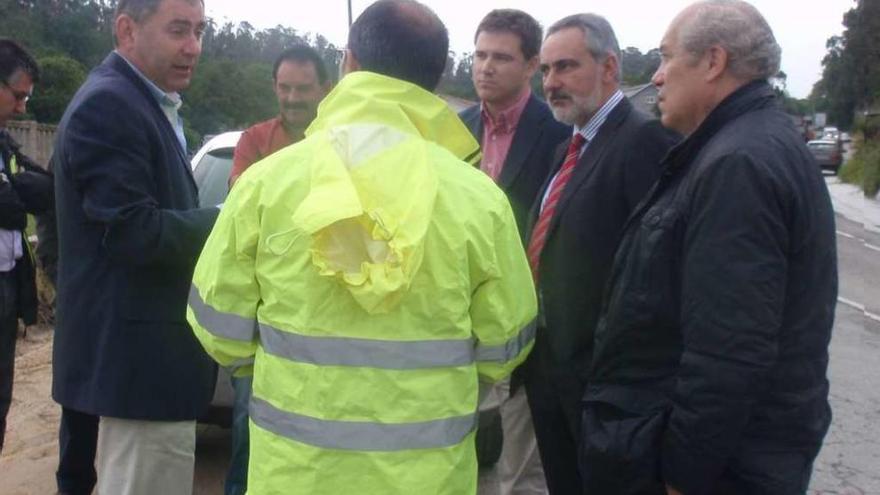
[864,145,880,198]
[839,150,863,184]
[840,139,880,198]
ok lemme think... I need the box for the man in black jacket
[583,1,837,494]
[0,39,53,454]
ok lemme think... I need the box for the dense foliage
[810,0,879,131]
[813,0,879,196]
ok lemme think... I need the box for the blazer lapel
[498,95,543,189]
[107,53,198,192]
[546,98,632,237]
[461,105,483,143]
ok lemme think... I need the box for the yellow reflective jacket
[188,72,536,495]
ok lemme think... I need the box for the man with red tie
[523,13,678,494]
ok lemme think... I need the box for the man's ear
[602,54,620,85]
[525,55,540,77]
[115,15,136,50]
[342,49,361,75]
[704,45,729,82]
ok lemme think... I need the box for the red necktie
[527,133,586,282]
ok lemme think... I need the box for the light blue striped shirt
[115,51,188,153]
[540,90,625,210]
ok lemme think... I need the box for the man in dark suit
[460,10,570,240]
[524,14,679,494]
[458,9,569,494]
[51,0,218,493]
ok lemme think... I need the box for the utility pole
[348,0,353,27]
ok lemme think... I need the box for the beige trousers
[479,378,549,495]
[96,417,196,495]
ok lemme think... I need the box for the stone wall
[6,120,56,170]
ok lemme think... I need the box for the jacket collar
[307,71,481,165]
[661,80,778,172]
[496,94,547,188]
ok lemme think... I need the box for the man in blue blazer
[459,9,570,494]
[51,0,218,493]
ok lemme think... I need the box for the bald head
[672,0,780,82]
[348,0,449,91]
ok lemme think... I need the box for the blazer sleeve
[61,89,218,268]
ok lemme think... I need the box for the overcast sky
[204,0,855,98]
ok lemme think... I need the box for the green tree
[811,0,879,130]
[620,47,661,86]
[30,55,88,123]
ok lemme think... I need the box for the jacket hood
[291,72,480,314]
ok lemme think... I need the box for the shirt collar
[481,87,531,135]
[573,89,624,144]
[115,51,183,111]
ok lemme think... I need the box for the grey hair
[113,0,204,44]
[546,14,622,82]
[678,0,781,80]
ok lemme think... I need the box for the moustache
[546,90,572,101]
[282,102,312,111]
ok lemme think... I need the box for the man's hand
[666,485,683,495]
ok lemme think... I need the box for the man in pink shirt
[229,45,330,186]
[459,9,569,495]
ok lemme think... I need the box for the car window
[194,148,234,207]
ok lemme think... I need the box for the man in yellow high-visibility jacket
[187,1,536,494]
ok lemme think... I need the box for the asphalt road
[808,198,880,494]
[192,187,880,495]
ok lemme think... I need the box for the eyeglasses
[1,80,31,104]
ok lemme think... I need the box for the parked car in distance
[192,131,242,207]
[807,139,843,175]
[191,131,242,425]
[822,126,840,141]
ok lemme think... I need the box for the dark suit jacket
[459,94,570,239]
[52,52,220,420]
[527,98,679,397]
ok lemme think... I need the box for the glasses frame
[1,80,31,104]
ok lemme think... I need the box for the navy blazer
[527,98,679,389]
[52,52,220,420]
[459,94,570,240]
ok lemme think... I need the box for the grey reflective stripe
[259,323,474,369]
[475,319,536,363]
[250,396,477,451]
[188,285,258,342]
